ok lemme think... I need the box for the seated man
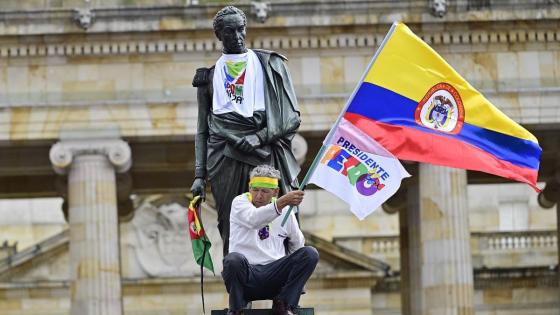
[222,164,319,315]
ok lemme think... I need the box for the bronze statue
[191,6,301,257]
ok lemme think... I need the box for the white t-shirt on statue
[212,49,265,117]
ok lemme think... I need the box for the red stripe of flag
[344,112,539,191]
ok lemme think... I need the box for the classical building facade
[0,1,559,314]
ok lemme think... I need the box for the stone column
[398,189,411,315]
[50,129,131,315]
[536,175,559,308]
[402,164,474,315]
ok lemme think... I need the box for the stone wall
[0,274,378,315]
[0,182,554,277]
[371,287,559,315]
[1,2,559,141]
[0,198,65,250]
[1,47,559,140]
[0,275,557,315]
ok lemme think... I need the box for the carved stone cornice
[49,128,131,174]
[0,1,558,36]
[0,28,558,59]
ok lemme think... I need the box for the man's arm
[231,191,304,230]
[230,196,280,230]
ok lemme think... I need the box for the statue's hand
[235,134,261,153]
[190,178,206,201]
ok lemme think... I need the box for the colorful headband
[249,176,279,189]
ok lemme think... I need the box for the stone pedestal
[401,164,474,315]
[211,308,314,315]
[556,192,560,313]
[50,129,131,315]
[557,201,559,310]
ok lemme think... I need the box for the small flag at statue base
[187,195,214,313]
[188,195,214,273]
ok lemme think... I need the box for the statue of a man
[191,6,301,257]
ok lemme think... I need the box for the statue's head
[213,6,248,54]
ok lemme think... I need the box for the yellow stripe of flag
[365,22,538,144]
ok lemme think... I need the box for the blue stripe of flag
[345,82,541,170]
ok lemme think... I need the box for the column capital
[49,128,131,175]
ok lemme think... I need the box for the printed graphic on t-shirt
[223,60,247,104]
[258,223,271,240]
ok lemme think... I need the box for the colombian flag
[187,195,214,313]
[187,195,214,273]
[345,22,541,191]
